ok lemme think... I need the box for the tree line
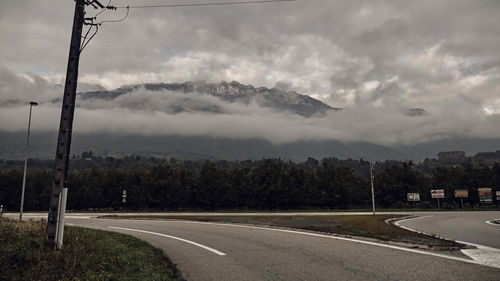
[1,158,499,212]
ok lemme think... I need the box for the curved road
[61,214,500,281]
[397,211,500,249]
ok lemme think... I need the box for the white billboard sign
[431,189,445,199]
[407,193,420,202]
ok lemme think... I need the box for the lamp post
[370,162,376,215]
[19,101,38,221]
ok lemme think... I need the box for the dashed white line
[108,226,226,256]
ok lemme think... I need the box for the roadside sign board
[478,188,492,203]
[431,189,445,199]
[454,189,468,198]
[496,191,500,201]
[407,193,420,202]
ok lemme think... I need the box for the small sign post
[431,189,445,209]
[454,189,468,209]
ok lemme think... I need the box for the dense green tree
[374,162,431,208]
[0,158,498,211]
[0,169,22,211]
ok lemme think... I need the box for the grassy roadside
[0,218,184,281]
[102,214,465,251]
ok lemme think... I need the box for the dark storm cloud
[1,0,500,144]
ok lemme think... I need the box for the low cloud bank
[1,70,499,146]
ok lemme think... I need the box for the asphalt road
[397,211,500,248]
[61,215,500,281]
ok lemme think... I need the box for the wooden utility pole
[46,0,87,246]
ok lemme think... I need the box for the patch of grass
[0,218,183,281]
[103,214,464,251]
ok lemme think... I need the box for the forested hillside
[1,157,499,212]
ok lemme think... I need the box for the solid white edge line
[394,215,434,225]
[485,219,500,227]
[167,220,496,268]
[15,215,92,219]
[108,226,226,256]
[393,215,434,232]
[393,215,500,269]
[393,215,449,238]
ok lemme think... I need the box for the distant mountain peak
[404,108,428,117]
[79,81,342,117]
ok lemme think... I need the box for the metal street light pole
[370,162,376,216]
[19,101,38,221]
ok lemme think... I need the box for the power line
[111,0,296,9]
[94,0,113,17]
[80,24,99,52]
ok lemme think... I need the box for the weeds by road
[0,218,183,281]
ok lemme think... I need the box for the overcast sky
[1,0,500,145]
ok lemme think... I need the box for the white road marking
[393,215,434,233]
[485,219,500,227]
[394,215,500,268]
[108,226,226,256]
[21,215,47,218]
[393,215,452,240]
[12,215,92,219]
[456,238,500,269]
[66,216,92,219]
[394,215,434,224]
[167,220,499,268]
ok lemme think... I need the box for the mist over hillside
[2,0,500,167]
[2,130,500,162]
[77,81,341,117]
[1,79,500,161]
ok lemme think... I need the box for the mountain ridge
[78,80,341,117]
[3,81,498,161]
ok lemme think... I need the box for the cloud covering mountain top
[79,81,339,117]
[1,69,500,147]
[1,0,500,150]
